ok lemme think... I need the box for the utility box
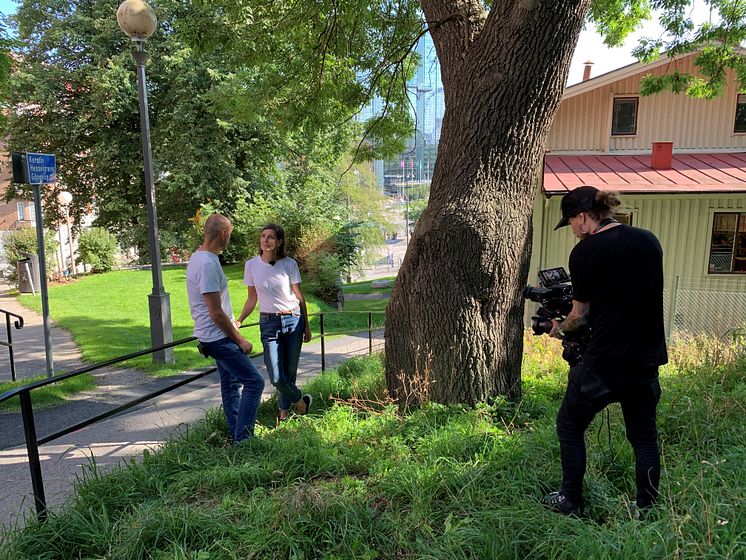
[17,253,40,294]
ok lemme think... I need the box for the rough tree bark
[385,0,591,405]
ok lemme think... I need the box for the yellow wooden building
[530,53,746,336]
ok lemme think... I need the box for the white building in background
[358,32,445,191]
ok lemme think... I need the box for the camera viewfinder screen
[538,267,570,286]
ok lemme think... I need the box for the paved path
[0,285,85,382]
[0,291,384,529]
[351,199,409,281]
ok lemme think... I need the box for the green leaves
[593,1,746,98]
[175,0,421,159]
[589,0,652,47]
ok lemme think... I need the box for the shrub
[304,252,343,305]
[0,226,58,286]
[76,227,118,272]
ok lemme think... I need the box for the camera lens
[530,317,553,335]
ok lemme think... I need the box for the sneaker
[542,491,582,516]
[629,501,652,521]
[300,394,312,415]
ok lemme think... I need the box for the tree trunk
[385,0,590,405]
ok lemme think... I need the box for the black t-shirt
[569,224,668,372]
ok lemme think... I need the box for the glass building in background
[359,33,444,193]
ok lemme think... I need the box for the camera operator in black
[542,185,667,517]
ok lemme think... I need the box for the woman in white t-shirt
[236,224,312,421]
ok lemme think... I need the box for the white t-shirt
[186,250,234,342]
[243,256,302,313]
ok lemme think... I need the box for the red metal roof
[543,152,746,194]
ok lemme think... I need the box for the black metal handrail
[0,310,385,522]
[0,307,25,382]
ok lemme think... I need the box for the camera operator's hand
[549,319,564,339]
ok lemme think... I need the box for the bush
[304,252,343,305]
[76,227,118,272]
[0,227,58,286]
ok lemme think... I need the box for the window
[708,213,746,273]
[16,202,25,221]
[735,94,746,133]
[614,213,633,226]
[612,97,638,136]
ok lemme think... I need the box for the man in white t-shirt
[186,214,264,443]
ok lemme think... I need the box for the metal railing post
[320,313,326,372]
[6,313,16,382]
[19,390,47,521]
[368,312,373,355]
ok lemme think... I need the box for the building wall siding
[528,193,746,334]
[547,55,746,153]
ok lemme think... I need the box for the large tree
[385,1,591,404]
[387,0,746,404]
[182,0,746,404]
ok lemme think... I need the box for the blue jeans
[201,337,265,443]
[259,313,304,411]
[556,361,661,507]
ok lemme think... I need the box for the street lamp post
[57,191,74,276]
[117,0,173,363]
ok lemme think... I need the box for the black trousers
[556,360,661,507]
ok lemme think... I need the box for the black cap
[554,185,599,230]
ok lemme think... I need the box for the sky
[0,0,715,87]
[0,0,13,19]
[567,1,715,85]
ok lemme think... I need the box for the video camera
[523,267,590,366]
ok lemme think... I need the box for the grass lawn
[344,298,389,314]
[340,277,391,320]
[16,265,384,376]
[0,374,95,411]
[343,276,396,295]
[1,337,744,558]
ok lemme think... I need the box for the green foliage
[0,227,58,286]
[76,227,118,273]
[175,0,420,161]
[2,340,746,558]
[0,25,12,134]
[6,0,398,264]
[333,221,363,276]
[216,160,386,303]
[304,252,343,305]
[600,0,746,98]
[588,0,652,47]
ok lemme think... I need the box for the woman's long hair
[259,224,287,259]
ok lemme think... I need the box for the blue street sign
[25,153,56,185]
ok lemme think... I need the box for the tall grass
[1,336,744,559]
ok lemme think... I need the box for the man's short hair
[204,214,231,240]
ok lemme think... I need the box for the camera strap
[591,217,619,235]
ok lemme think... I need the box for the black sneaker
[300,394,312,415]
[542,491,582,516]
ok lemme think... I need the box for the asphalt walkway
[0,291,384,530]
